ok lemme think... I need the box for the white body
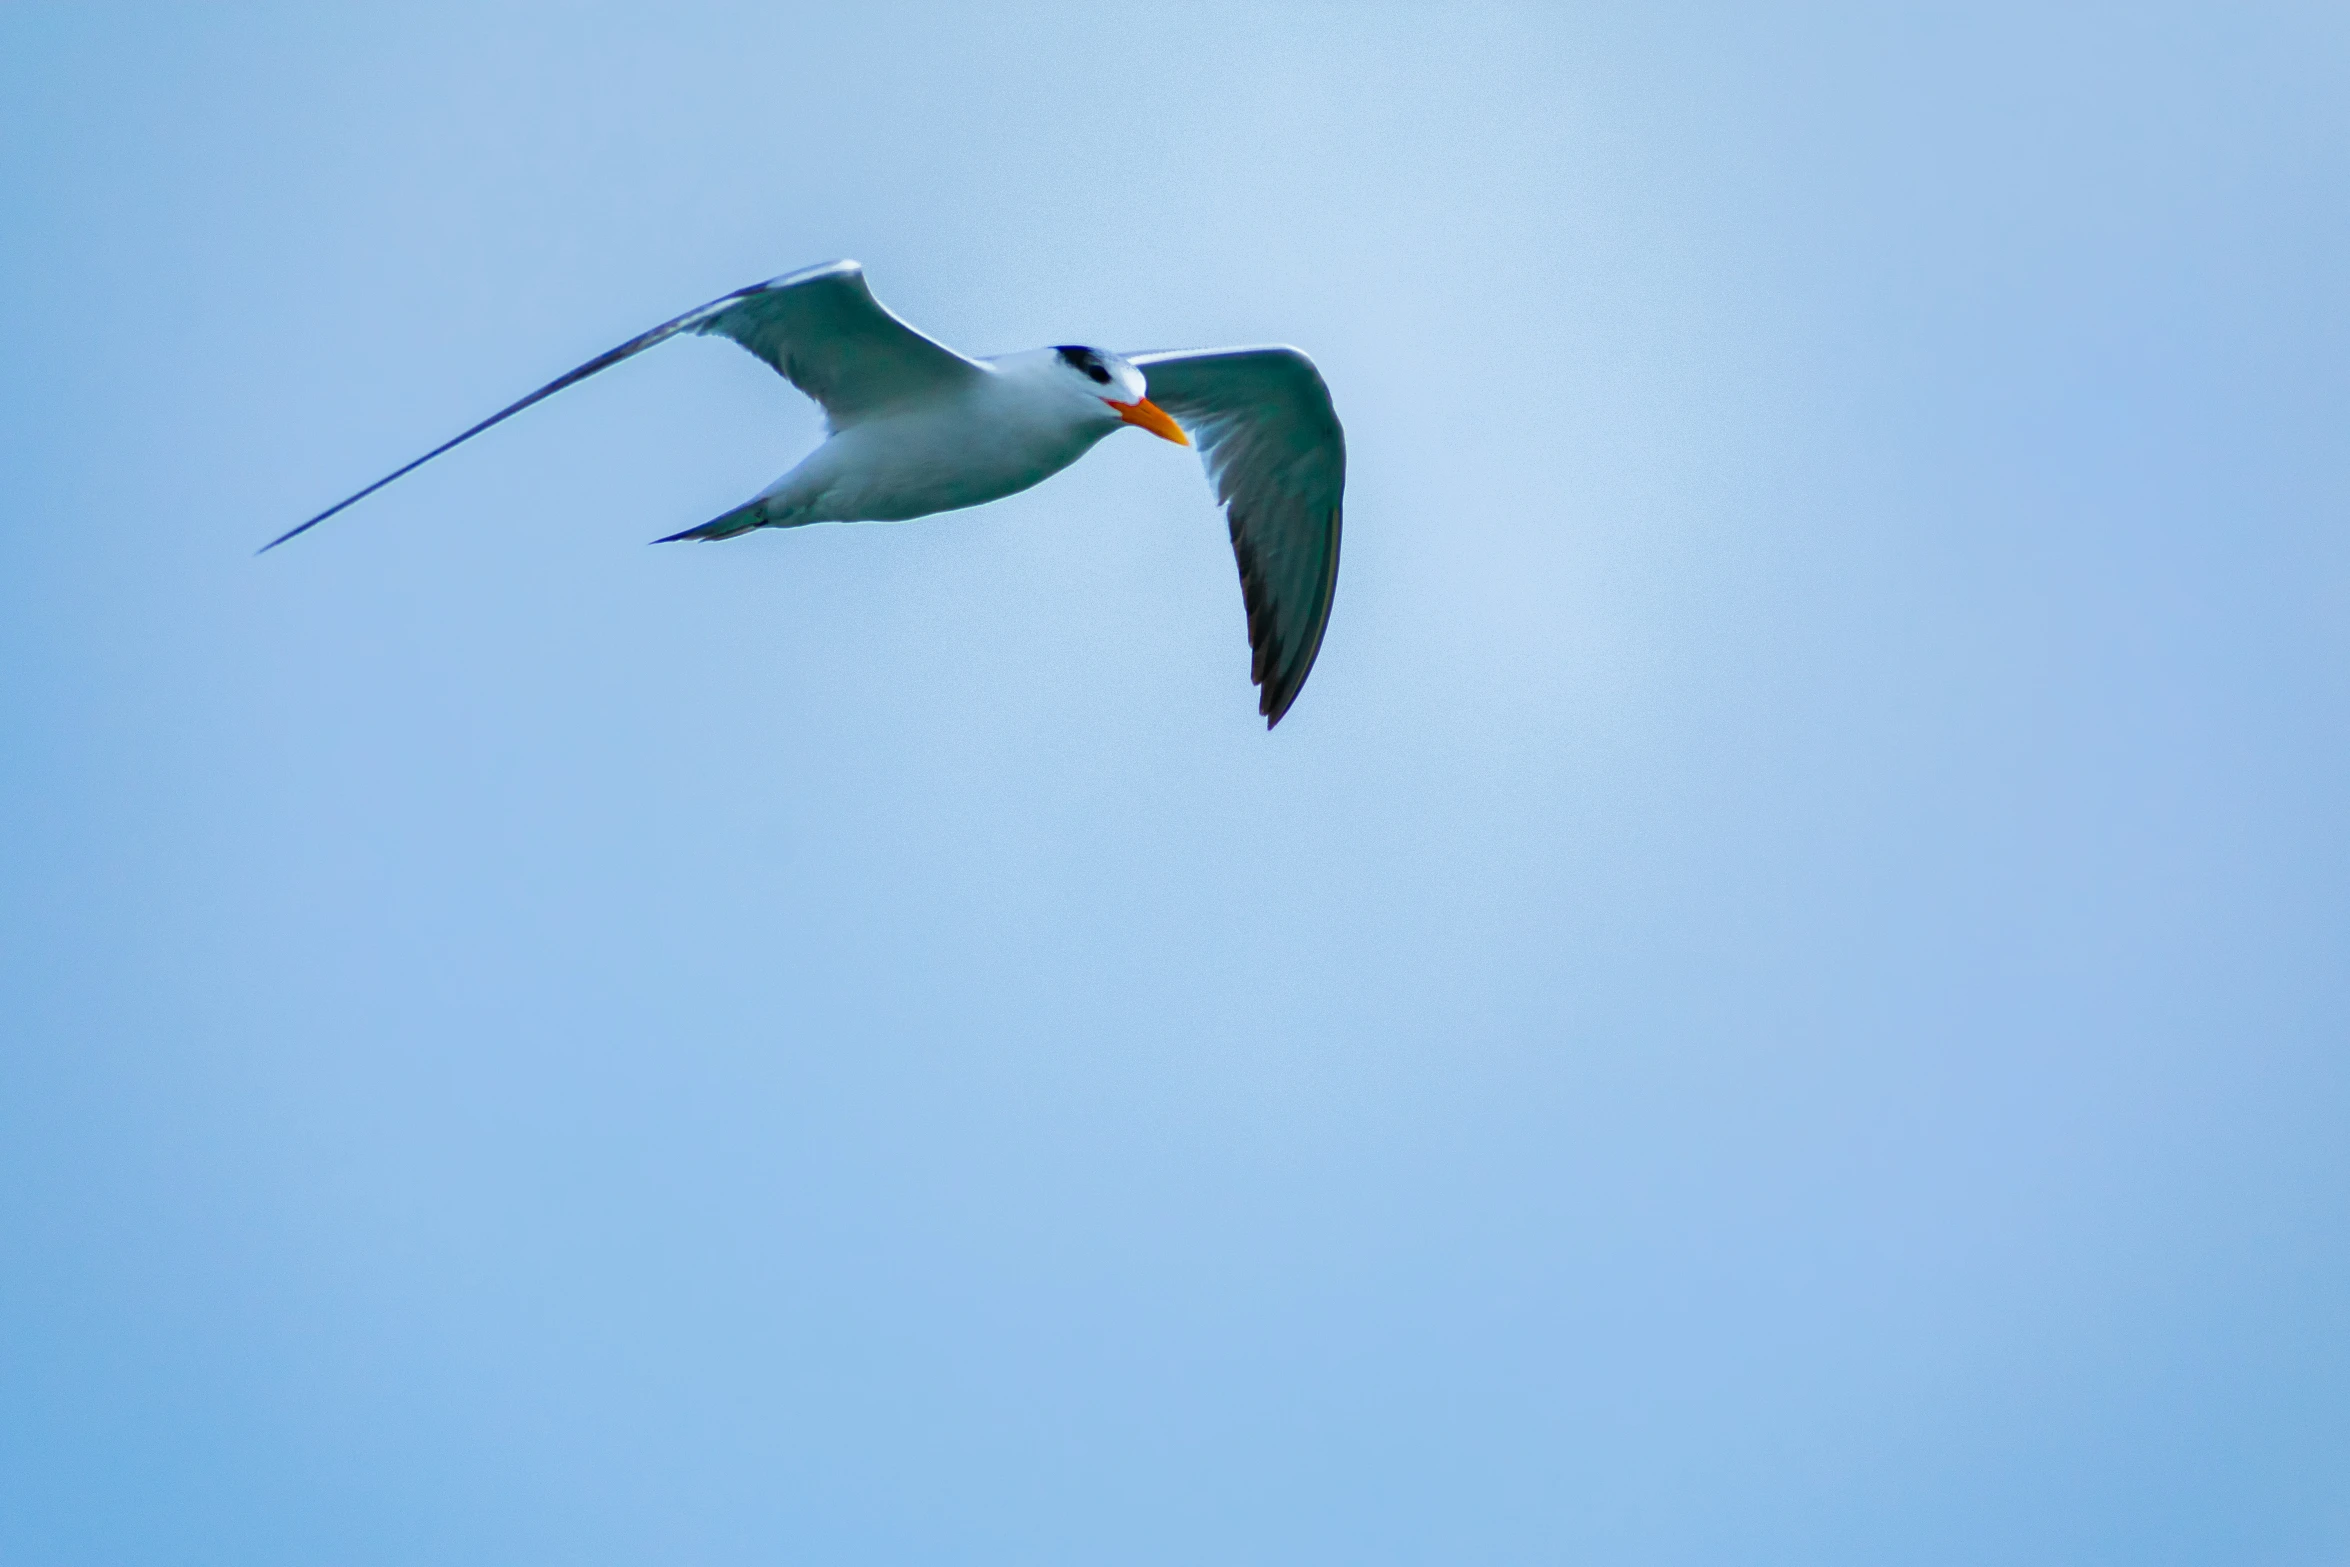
[757,352,1122,526]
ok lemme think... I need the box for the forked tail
[654,497,780,543]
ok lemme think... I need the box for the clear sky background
[3,4,2346,1563]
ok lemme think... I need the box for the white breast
[770,369,1116,525]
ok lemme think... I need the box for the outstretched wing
[1126,347,1345,727]
[693,260,984,425]
[261,260,982,552]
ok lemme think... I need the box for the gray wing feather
[691,260,984,426]
[261,260,977,552]
[1127,346,1345,727]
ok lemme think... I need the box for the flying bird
[265,260,1345,727]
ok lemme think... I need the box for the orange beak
[1111,396,1190,446]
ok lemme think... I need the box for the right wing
[260,260,982,552]
[1125,346,1346,728]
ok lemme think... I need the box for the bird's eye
[1055,345,1114,386]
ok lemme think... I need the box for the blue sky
[3,4,2346,1563]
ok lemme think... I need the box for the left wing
[1126,347,1346,727]
[260,260,979,552]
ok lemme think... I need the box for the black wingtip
[1262,681,1298,730]
[256,508,344,554]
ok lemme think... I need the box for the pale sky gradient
[3,4,2347,1564]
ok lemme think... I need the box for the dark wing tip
[1260,651,1312,728]
[256,517,320,555]
[1233,502,1341,731]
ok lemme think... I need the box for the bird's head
[1051,346,1189,445]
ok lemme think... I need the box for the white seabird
[265,260,1346,727]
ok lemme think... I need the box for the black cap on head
[1053,345,1114,386]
